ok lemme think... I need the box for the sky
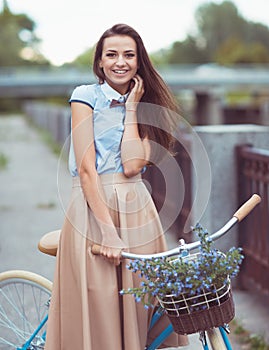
[6,0,269,66]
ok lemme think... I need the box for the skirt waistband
[72,173,142,187]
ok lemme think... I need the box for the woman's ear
[99,60,103,68]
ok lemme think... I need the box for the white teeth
[114,70,127,74]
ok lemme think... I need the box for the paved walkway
[0,114,268,349]
[0,114,71,280]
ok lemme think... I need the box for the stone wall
[191,124,269,252]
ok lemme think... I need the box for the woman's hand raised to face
[125,75,144,111]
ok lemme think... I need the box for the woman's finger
[134,75,143,91]
[100,245,122,265]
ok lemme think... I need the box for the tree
[215,37,269,64]
[0,0,49,66]
[149,48,170,66]
[70,1,269,66]
[195,1,247,59]
[246,22,269,50]
[168,36,209,64]
[72,46,96,67]
[194,0,269,64]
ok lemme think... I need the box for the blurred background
[1,0,269,121]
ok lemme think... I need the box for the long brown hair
[93,24,180,161]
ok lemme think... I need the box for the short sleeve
[69,84,97,109]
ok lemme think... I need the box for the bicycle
[0,194,261,350]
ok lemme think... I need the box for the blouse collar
[101,81,129,103]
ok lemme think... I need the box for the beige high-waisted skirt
[45,173,188,350]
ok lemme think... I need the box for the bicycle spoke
[1,285,35,338]
[0,336,18,348]
[0,274,51,349]
[0,288,30,344]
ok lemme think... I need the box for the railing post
[235,143,269,295]
[235,143,253,218]
[235,144,252,288]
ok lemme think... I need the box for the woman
[45,23,188,349]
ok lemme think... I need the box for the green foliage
[149,48,170,66]
[64,1,269,66]
[3,0,269,68]
[72,46,96,67]
[195,1,246,58]
[163,0,269,65]
[168,36,209,64]
[231,319,269,349]
[0,1,49,66]
[36,201,56,209]
[249,334,269,350]
[38,128,62,156]
[0,152,8,170]
[215,37,269,64]
[26,117,62,156]
[246,22,269,49]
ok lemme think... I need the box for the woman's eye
[106,53,116,57]
[126,53,135,58]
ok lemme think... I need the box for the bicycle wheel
[0,270,52,350]
[206,328,228,350]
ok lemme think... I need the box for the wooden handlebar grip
[233,194,261,222]
[91,244,102,255]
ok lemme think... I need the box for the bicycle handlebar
[91,194,261,259]
[232,194,261,222]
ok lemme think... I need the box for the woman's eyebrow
[105,49,136,52]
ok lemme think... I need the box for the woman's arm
[71,102,125,265]
[121,75,150,177]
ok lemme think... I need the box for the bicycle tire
[206,328,228,350]
[0,270,52,350]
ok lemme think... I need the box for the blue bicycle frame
[145,306,232,350]
[17,315,48,350]
[16,308,232,350]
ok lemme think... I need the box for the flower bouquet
[121,223,244,334]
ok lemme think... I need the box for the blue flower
[120,223,244,311]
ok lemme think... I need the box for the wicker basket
[157,282,235,335]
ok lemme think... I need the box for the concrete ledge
[191,124,269,252]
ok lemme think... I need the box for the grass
[0,204,11,211]
[38,128,63,156]
[0,152,8,170]
[36,201,56,209]
[230,319,269,350]
[25,116,63,157]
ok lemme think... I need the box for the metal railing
[23,101,71,147]
[236,144,269,296]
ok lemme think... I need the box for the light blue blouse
[68,82,129,176]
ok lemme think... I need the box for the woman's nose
[116,55,125,66]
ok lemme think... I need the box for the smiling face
[99,35,138,95]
